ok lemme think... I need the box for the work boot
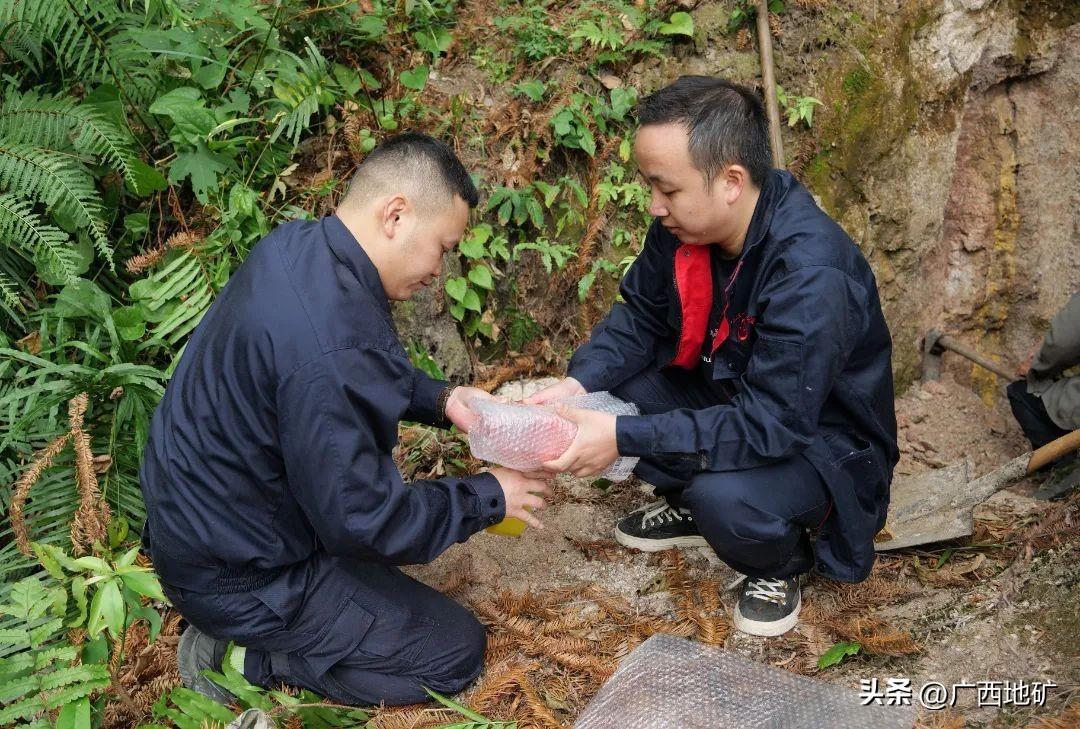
[732,574,801,637]
[177,624,237,705]
[614,499,708,551]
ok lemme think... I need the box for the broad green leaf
[459,237,485,258]
[72,556,111,575]
[333,64,362,95]
[87,579,124,638]
[444,276,468,302]
[129,604,163,642]
[467,265,493,290]
[118,569,166,602]
[818,641,861,669]
[461,288,481,313]
[514,79,547,102]
[659,11,695,37]
[449,303,465,321]
[169,142,229,204]
[116,544,141,568]
[399,66,429,91]
[55,279,111,321]
[168,687,238,724]
[149,88,216,145]
[126,159,167,197]
[113,306,146,341]
[55,697,90,729]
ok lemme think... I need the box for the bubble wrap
[574,635,916,729]
[467,391,640,480]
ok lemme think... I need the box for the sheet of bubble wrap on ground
[574,635,915,729]
[468,391,639,480]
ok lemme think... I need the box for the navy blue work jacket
[569,170,899,582]
[140,216,505,590]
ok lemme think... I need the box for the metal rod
[936,334,1016,382]
[756,0,784,168]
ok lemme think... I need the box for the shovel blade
[875,459,974,551]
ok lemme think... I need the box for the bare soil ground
[393,377,1079,728]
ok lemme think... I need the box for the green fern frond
[0,269,19,309]
[0,192,77,284]
[0,91,144,193]
[0,0,127,81]
[0,144,111,266]
[270,37,332,145]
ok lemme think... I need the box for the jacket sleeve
[1028,293,1080,391]
[276,347,505,564]
[615,263,868,470]
[567,221,675,392]
[405,368,452,428]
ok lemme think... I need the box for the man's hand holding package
[541,405,618,478]
[490,467,550,529]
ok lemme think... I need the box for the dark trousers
[1007,380,1070,452]
[163,552,484,705]
[611,367,831,578]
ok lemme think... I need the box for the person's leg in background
[1006,380,1078,498]
[1007,380,1070,450]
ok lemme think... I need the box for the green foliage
[727,0,786,34]
[657,12,695,37]
[817,641,862,669]
[776,85,823,128]
[141,643,373,729]
[424,686,516,728]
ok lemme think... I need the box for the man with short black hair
[141,132,549,705]
[530,77,898,637]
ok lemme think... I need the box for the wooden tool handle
[1027,429,1080,473]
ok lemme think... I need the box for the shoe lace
[744,577,789,605]
[640,499,684,528]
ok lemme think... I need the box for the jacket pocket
[825,431,878,493]
[709,339,751,381]
[304,599,377,677]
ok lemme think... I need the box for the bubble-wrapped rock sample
[556,391,640,481]
[467,391,640,480]
[467,400,577,471]
[575,634,916,729]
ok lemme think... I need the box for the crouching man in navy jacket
[140,134,549,705]
[529,77,898,637]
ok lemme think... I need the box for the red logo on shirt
[733,312,756,342]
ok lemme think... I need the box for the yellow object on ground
[485,516,527,537]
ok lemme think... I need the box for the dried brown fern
[9,431,71,555]
[69,394,110,555]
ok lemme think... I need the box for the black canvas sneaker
[732,574,801,637]
[177,624,237,705]
[614,499,708,551]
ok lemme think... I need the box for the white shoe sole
[614,529,708,552]
[733,592,801,637]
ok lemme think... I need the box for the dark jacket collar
[324,214,390,313]
[740,168,788,259]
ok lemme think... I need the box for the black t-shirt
[699,246,740,375]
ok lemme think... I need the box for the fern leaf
[0,143,111,265]
[0,192,77,282]
[0,0,126,81]
[0,269,19,308]
[0,91,144,193]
